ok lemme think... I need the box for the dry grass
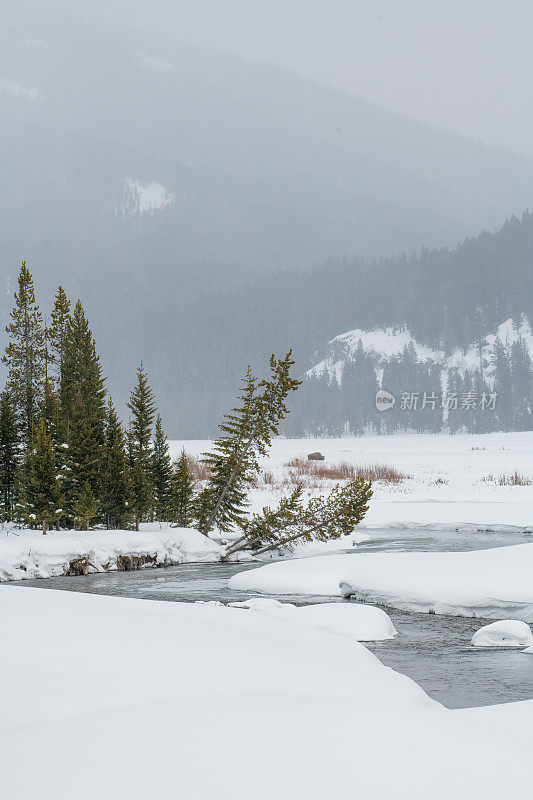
[481,471,532,486]
[282,458,409,485]
[185,456,212,482]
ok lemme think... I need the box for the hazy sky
[66,0,533,158]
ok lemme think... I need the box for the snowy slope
[1,585,532,799]
[308,317,533,385]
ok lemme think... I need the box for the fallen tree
[223,479,373,558]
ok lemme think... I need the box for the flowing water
[22,528,533,709]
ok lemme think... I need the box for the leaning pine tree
[194,351,373,557]
[224,480,373,558]
[196,352,301,535]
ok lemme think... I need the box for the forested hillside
[3,1,533,437]
[146,213,533,435]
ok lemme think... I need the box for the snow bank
[471,620,533,648]
[230,544,533,621]
[228,597,396,641]
[0,526,222,582]
[1,585,532,799]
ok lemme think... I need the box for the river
[22,527,533,709]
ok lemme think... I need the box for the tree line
[0,262,372,554]
[0,262,192,532]
[295,333,532,437]
[131,211,533,437]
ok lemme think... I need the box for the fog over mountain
[1,1,533,433]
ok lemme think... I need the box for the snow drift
[1,585,532,799]
[0,526,222,582]
[471,620,533,648]
[229,544,533,621]
[228,597,397,641]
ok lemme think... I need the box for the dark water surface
[22,528,533,709]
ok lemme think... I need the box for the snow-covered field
[0,526,222,582]
[171,431,533,531]
[229,543,533,622]
[1,431,530,584]
[1,585,532,800]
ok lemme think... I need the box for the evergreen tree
[491,337,512,430]
[23,418,63,534]
[2,262,47,447]
[196,352,300,535]
[72,481,97,530]
[41,379,61,441]
[48,286,71,385]
[151,415,172,521]
[60,301,106,514]
[60,299,106,439]
[225,479,373,558]
[63,391,102,521]
[127,363,156,528]
[169,450,195,527]
[0,390,20,521]
[101,399,131,529]
[510,337,533,429]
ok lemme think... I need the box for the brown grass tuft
[185,456,212,482]
[283,458,409,485]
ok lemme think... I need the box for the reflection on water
[21,528,533,709]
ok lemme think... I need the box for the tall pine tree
[101,399,131,529]
[48,286,71,386]
[2,262,47,447]
[23,418,63,534]
[151,415,172,521]
[170,449,195,527]
[127,364,156,529]
[0,390,20,522]
[60,301,106,516]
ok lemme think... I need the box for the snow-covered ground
[0,525,222,582]
[1,431,530,585]
[227,597,397,641]
[229,543,533,621]
[1,585,532,799]
[471,619,533,648]
[170,431,533,532]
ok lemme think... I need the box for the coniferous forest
[0,262,372,545]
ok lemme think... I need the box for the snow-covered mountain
[308,318,533,387]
